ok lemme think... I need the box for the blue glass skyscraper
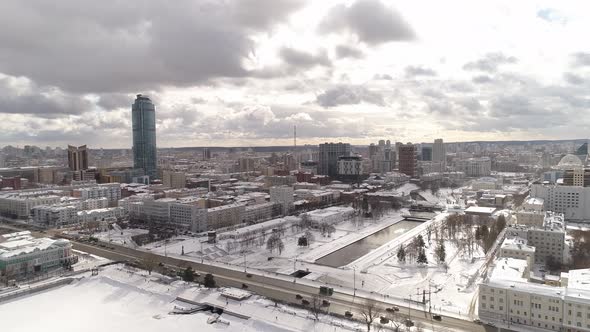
[132,94,157,179]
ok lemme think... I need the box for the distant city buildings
[369,140,395,174]
[132,94,157,180]
[455,157,491,177]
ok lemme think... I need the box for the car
[432,314,442,321]
[473,319,482,324]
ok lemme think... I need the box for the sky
[1,0,590,148]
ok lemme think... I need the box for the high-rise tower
[132,94,157,179]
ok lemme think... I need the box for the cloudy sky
[1,0,590,148]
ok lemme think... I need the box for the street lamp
[353,267,356,299]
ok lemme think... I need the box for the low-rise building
[499,237,536,263]
[0,231,76,280]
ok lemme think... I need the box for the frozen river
[315,220,421,267]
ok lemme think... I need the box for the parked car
[433,315,442,321]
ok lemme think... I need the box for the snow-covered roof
[464,206,496,215]
[0,232,70,259]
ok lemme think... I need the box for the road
[72,240,514,332]
[1,221,514,331]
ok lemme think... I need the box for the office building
[132,94,157,179]
[398,143,418,178]
[318,142,351,177]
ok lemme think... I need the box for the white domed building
[557,154,583,170]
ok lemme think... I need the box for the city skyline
[1,0,590,148]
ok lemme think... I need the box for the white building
[531,183,590,221]
[0,192,61,219]
[338,156,363,176]
[499,237,536,263]
[72,183,121,205]
[32,204,79,228]
[454,157,491,177]
[132,197,207,233]
[506,212,566,265]
[306,206,355,226]
[77,207,125,224]
[0,231,76,279]
[479,257,590,332]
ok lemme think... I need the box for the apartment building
[207,203,246,230]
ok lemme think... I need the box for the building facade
[318,142,351,177]
[455,157,492,177]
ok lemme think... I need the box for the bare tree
[141,253,158,275]
[309,295,323,321]
[304,230,315,244]
[320,223,336,237]
[266,234,285,255]
[360,298,383,332]
[299,213,312,230]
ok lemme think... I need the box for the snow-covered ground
[93,227,148,247]
[0,264,433,332]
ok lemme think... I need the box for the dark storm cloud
[0,77,93,117]
[0,0,304,93]
[316,85,384,107]
[404,66,437,78]
[319,0,415,45]
[463,53,517,73]
[335,45,364,59]
[279,48,331,68]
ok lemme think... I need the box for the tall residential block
[67,145,88,172]
[398,143,417,178]
[132,94,157,179]
[318,142,351,177]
